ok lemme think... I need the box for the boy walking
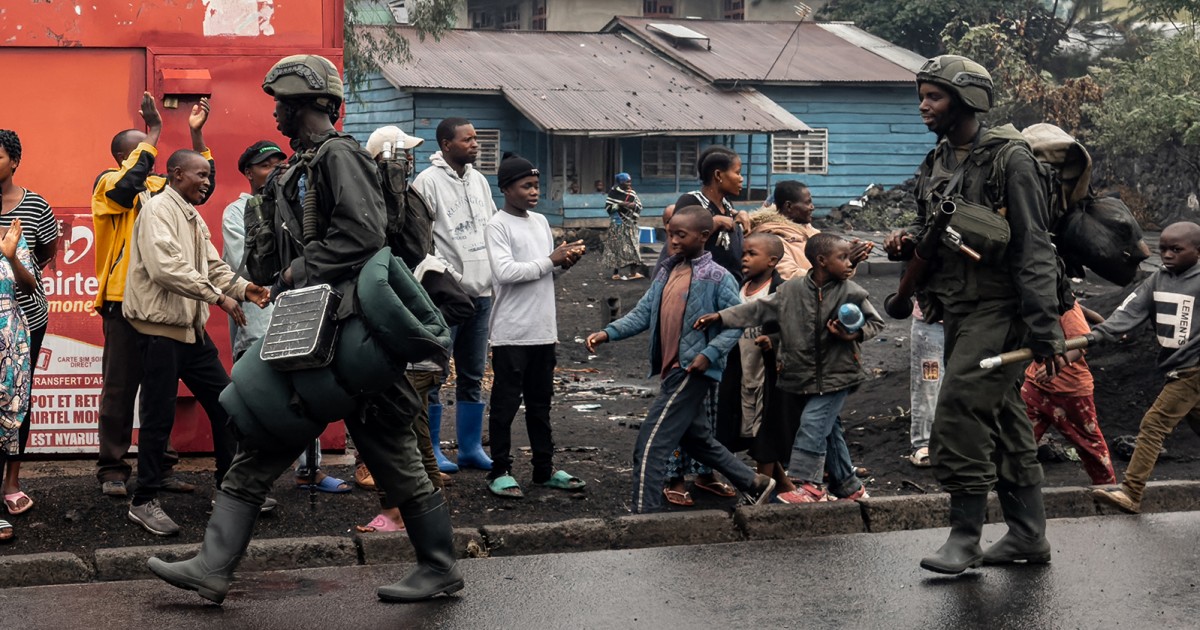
[483,154,586,498]
[1093,222,1200,513]
[586,206,776,514]
[699,233,883,503]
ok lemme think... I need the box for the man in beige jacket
[123,149,270,536]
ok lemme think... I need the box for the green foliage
[1086,34,1200,163]
[343,0,458,93]
[943,16,1103,131]
[818,0,1087,60]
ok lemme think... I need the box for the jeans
[787,389,860,498]
[631,368,758,514]
[910,318,944,450]
[1120,366,1200,502]
[433,296,492,404]
[488,344,557,482]
[132,333,236,504]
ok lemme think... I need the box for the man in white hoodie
[412,117,497,472]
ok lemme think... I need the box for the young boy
[483,154,587,499]
[1022,302,1116,486]
[1093,221,1200,513]
[734,233,797,492]
[698,233,884,503]
[586,206,776,514]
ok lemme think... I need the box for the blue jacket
[604,251,742,381]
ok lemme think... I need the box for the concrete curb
[8,480,1200,589]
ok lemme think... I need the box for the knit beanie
[497,153,539,189]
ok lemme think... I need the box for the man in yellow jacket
[91,93,214,497]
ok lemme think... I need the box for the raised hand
[0,219,21,260]
[188,97,210,132]
[139,92,163,130]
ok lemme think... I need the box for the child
[698,233,883,503]
[1021,302,1116,486]
[1092,221,1200,513]
[586,205,776,514]
[483,154,587,499]
[733,233,798,492]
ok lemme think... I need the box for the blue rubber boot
[454,401,492,471]
[429,404,458,473]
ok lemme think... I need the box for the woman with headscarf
[602,172,644,280]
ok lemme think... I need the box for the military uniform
[148,55,462,604]
[904,55,1064,574]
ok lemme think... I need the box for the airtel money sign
[28,215,106,453]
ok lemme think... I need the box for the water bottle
[837,303,865,334]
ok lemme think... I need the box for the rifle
[978,334,1094,369]
[883,199,982,319]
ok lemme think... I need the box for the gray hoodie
[1093,263,1200,374]
[413,151,497,297]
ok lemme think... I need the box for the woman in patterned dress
[602,173,644,280]
[0,220,34,542]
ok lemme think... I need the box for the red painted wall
[1,0,346,453]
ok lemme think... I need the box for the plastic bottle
[837,303,865,334]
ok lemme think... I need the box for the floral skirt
[601,218,642,272]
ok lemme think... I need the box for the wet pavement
[4,511,1200,629]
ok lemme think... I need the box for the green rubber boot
[983,483,1051,565]
[377,489,465,602]
[147,491,259,604]
[920,493,987,575]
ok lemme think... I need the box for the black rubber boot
[377,489,465,602]
[147,491,260,604]
[920,493,987,575]
[983,483,1051,565]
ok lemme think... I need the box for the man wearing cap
[883,55,1066,575]
[221,140,285,359]
[147,55,464,605]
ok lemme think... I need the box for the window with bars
[771,129,828,174]
[642,138,699,179]
[643,0,675,18]
[532,0,547,30]
[475,129,501,175]
[722,0,744,20]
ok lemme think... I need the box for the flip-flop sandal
[693,478,736,497]
[355,513,405,533]
[908,447,931,468]
[663,488,694,507]
[488,474,524,499]
[4,491,33,515]
[538,470,586,491]
[296,475,352,493]
[0,519,12,543]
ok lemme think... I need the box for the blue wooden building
[345,20,930,226]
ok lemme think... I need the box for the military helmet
[263,55,344,106]
[916,55,994,113]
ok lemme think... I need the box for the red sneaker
[832,486,869,501]
[777,483,828,504]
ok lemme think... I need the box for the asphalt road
[3,511,1199,630]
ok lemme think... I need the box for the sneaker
[101,480,128,497]
[1092,485,1141,514]
[740,474,777,506]
[777,483,829,504]
[159,476,197,493]
[128,499,180,536]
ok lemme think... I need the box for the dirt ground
[4,234,1198,558]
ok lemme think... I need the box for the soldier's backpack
[241,136,436,285]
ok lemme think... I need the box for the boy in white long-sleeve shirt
[482,154,586,499]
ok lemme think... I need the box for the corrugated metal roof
[360,26,810,136]
[608,17,916,85]
[816,23,928,74]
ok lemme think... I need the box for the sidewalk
[4,479,1200,589]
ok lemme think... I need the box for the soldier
[884,55,1067,575]
[146,55,463,604]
